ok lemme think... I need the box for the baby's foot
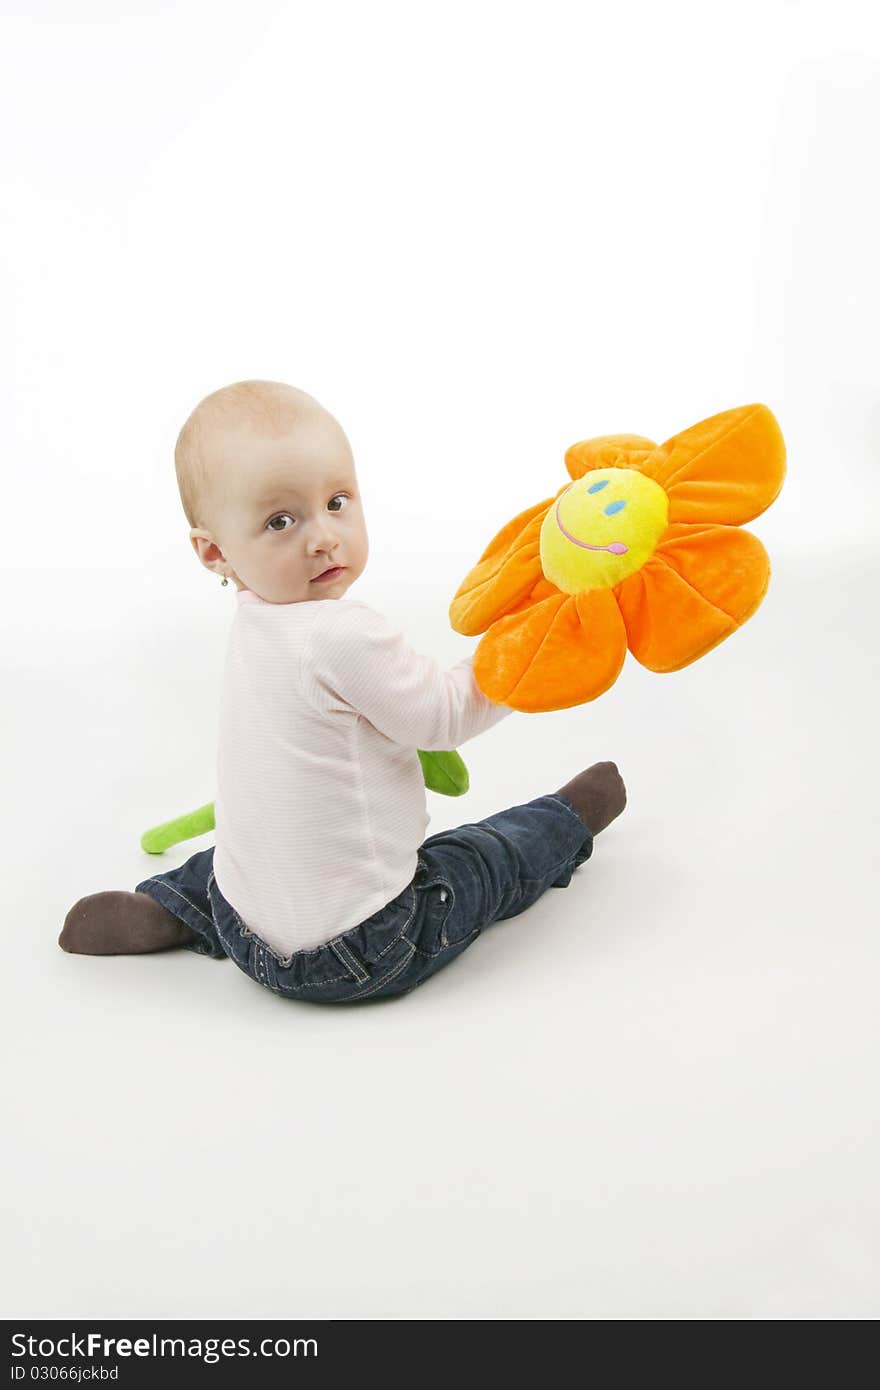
[59,891,200,955]
[555,761,627,836]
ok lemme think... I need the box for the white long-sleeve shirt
[212,590,514,956]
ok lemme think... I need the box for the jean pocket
[335,934,418,1002]
[276,933,418,1005]
[265,885,419,1002]
[334,882,418,970]
[329,884,421,1000]
[409,877,457,957]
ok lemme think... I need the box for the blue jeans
[134,792,593,1005]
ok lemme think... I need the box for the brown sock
[59,890,201,955]
[555,761,627,836]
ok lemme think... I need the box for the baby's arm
[301,601,513,749]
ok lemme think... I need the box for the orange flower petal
[564,434,658,482]
[449,494,558,634]
[473,589,628,712]
[635,403,786,526]
[614,523,771,672]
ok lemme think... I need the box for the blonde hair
[174,379,326,531]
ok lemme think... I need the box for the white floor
[4,544,878,1320]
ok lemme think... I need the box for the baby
[60,380,626,1002]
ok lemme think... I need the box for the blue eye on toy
[587,479,609,493]
[604,499,627,516]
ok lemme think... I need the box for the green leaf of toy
[418,748,470,796]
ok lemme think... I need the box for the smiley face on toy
[539,467,670,593]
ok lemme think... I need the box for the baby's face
[191,413,368,604]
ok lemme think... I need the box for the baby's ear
[189,529,219,569]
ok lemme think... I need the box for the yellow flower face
[539,467,670,593]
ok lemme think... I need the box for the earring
[221,575,229,587]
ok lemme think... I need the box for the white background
[2,0,878,1319]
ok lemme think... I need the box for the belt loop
[329,939,369,984]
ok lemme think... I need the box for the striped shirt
[212,590,513,956]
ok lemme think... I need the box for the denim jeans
[134,792,593,1005]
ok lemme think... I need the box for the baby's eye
[265,494,348,532]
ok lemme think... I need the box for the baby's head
[175,379,368,604]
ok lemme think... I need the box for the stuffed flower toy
[141,401,784,852]
[448,402,786,713]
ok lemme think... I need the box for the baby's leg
[59,891,200,955]
[395,762,627,994]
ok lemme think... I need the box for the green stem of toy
[140,802,215,854]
